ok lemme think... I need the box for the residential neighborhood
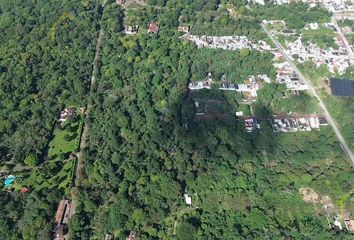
[263,19,354,75]
[254,0,354,13]
[182,34,273,52]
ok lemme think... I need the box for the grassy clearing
[48,112,82,160]
[299,62,354,152]
[7,109,83,194]
[302,27,337,49]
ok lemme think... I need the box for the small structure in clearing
[184,194,192,207]
[126,231,136,240]
[105,233,113,240]
[148,21,159,34]
[178,25,189,33]
[59,108,76,122]
[123,25,138,34]
[21,187,29,193]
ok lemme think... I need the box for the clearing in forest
[299,187,320,204]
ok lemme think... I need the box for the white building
[184,194,192,207]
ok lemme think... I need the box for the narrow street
[261,24,354,165]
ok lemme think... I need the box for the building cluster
[183,35,272,52]
[253,0,354,13]
[54,199,72,240]
[188,73,213,90]
[122,21,159,35]
[272,116,325,132]
[284,36,354,74]
[241,116,327,132]
[264,19,354,75]
[237,76,262,101]
[189,73,272,102]
[273,62,309,91]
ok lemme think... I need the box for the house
[194,101,205,116]
[123,25,138,34]
[272,117,322,133]
[244,118,260,132]
[148,22,159,33]
[178,25,189,33]
[20,187,29,193]
[319,117,328,125]
[59,108,75,122]
[116,0,126,5]
[126,231,137,240]
[333,217,343,231]
[55,200,71,226]
[309,22,319,30]
[308,117,320,129]
[219,83,237,91]
[189,73,213,90]
[189,79,212,90]
[184,194,192,207]
[105,233,113,240]
[273,118,298,132]
[344,219,354,231]
[237,82,260,97]
[282,29,295,36]
[54,199,72,240]
[235,111,243,117]
[54,225,66,240]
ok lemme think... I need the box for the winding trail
[262,24,354,165]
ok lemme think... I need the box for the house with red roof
[116,0,126,5]
[148,21,159,33]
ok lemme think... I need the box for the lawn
[48,112,82,160]
[9,108,84,194]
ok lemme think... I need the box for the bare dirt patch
[299,187,320,203]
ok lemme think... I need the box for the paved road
[262,24,354,165]
[332,16,354,57]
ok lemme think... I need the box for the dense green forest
[0,0,353,239]
[190,49,276,82]
[0,0,99,165]
[71,2,353,240]
[0,0,99,238]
